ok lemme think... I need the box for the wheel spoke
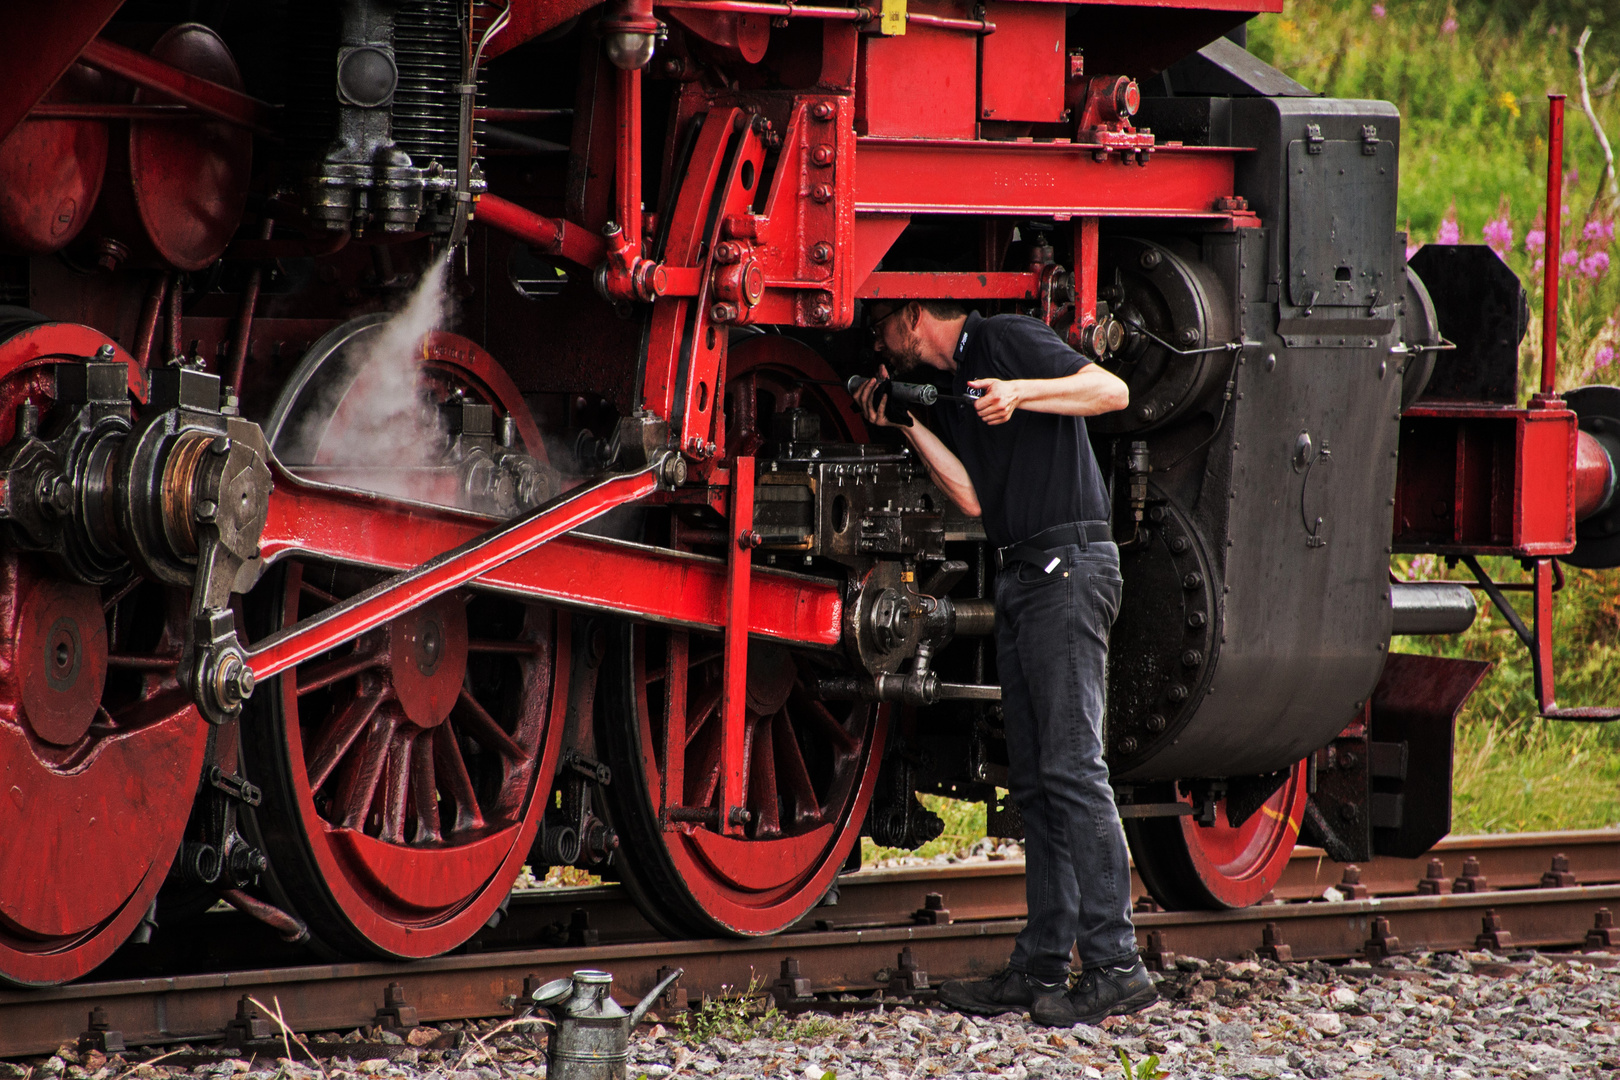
[299,578,341,606]
[296,647,380,697]
[454,686,528,759]
[104,685,194,735]
[101,576,143,614]
[433,722,487,834]
[685,680,723,748]
[468,639,542,655]
[334,709,398,830]
[107,654,179,671]
[748,711,781,838]
[378,729,415,844]
[800,692,859,755]
[685,724,722,811]
[410,725,443,844]
[774,705,822,828]
[308,685,386,791]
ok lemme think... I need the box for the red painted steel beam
[475,194,608,268]
[0,1,124,143]
[853,140,1240,218]
[78,38,276,135]
[858,272,1039,300]
[719,459,755,835]
[254,470,843,648]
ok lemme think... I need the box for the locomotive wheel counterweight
[0,321,207,986]
[239,324,567,958]
[1125,760,1309,910]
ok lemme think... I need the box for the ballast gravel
[8,950,1620,1080]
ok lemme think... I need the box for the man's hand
[853,365,914,428]
[968,378,1020,425]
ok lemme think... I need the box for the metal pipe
[166,271,183,364]
[905,11,995,32]
[219,888,310,944]
[655,0,993,31]
[78,38,275,135]
[1542,93,1565,397]
[1390,581,1477,635]
[225,217,274,396]
[475,193,608,268]
[616,66,642,254]
[133,273,168,370]
[658,0,869,21]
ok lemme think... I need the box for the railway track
[4,829,1619,1058]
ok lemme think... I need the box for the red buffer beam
[254,469,844,652]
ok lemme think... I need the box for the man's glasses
[868,305,906,342]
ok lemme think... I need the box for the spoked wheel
[599,623,886,936]
[243,567,567,957]
[241,317,566,958]
[1125,760,1309,910]
[598,334,885,937]
[0,320,207,986]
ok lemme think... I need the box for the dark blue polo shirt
[934,312,1111,549]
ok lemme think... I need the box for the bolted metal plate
[1287,138,1396,309]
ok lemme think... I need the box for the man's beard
[886,325,927,373]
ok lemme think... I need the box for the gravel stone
[25,950,1620,1080]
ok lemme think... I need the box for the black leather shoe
[1030,961,1157,1027]
[935,967,1065,1016]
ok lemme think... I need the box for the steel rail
[2,831,1616,1056]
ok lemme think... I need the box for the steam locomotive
[0,0,1613,987]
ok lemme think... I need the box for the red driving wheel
[241,321,566,958]
[1125,759,1309,910]
[597,336,887,936]
[0,318,207,986]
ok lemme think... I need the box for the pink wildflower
[1437,218,1460,244]
[1442,15,1458,32]
[1585,219,1615,245]
[1561,248,1581,273]
[1598,345,1616,369]
[1526,228,1545,253]
[1372,2,1385,15]
[1580,251,1611,279]
[1483,215,1513,257]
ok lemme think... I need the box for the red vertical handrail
[1541,93,1566,397]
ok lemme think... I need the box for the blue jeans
[996,540,1137,980]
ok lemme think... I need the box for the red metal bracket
[1460,556,1620,721]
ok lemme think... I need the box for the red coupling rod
[474,193,609,269]
[1541,93,1566,397]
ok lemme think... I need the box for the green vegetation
[672,977,846,1046]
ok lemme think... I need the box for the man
[853,297,1154,1027]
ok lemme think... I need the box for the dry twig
[1574,27,1620,220]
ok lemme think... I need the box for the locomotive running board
[245,457,844,682]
